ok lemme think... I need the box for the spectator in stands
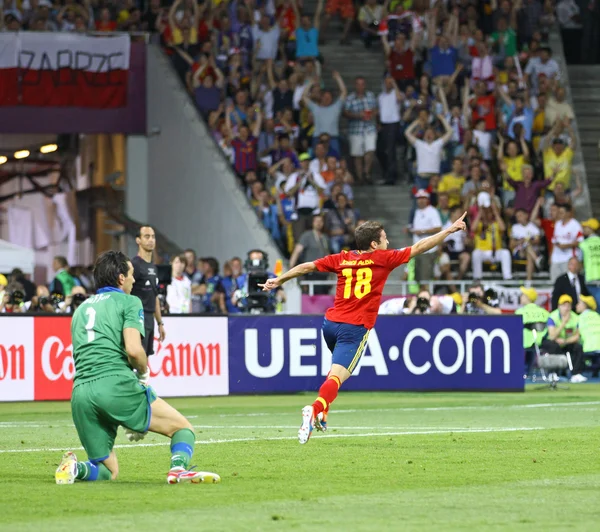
[497,134,530,206]
[510,208,543,280]
[289,214,331,294]
[438,157,466,209]
[222,257,245,314]
[550,204,583,282]
[428,13,458,83]
[294,0,323,61]
[377,75,403,186]
[228,106,262,177]
[408,189,443,282]
[302,72,347,154]
[253,13,280,62]
[442,206,471,281]
[545,85,575,128]
[524,45,560,94]
[9,268,35,302]
[50,256,78,297]
[497,90,534,142]
[183,248,205,314]
[437,192,451,225]
[285,153,326,241]
[200,257,227,314]
[166,254,192,314]
[405,114,453,190]
[344,77,378,184]
[551,257,590,310]
[256,190,283,248]
[142,0,162,33]
[544,294,587,383]
[358,0,384,49]
[326,193,356,253]
[381,32,417,91]
[579,219,600,308]
[96,7,117,32]
[471,204,513,280]
[268,156,299,190]
[556,0,583,64]
[321,0,355,44]
[502,162,555,219]
[541,120,576,196]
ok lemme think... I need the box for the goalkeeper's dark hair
[354,221,384,251]
[93,251,131,290]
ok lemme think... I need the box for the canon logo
[41,336,75,381]
[151,341,222,377]
[0,345,25,380]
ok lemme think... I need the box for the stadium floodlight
[0,156,7,165]
[14,150,30,159]
[40,144,58,154]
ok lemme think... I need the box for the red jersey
[314,248,412,329]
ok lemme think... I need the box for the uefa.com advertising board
[0,315,524,401]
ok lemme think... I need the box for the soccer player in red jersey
[259,214,467,443]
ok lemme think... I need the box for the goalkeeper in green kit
[55,251,221,485]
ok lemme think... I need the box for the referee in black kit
[131,225,166,354]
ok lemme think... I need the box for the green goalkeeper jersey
[71,287,145,385]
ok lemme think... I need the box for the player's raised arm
[123,328,149,375]
[259,262,318,291]
[410,212,467,258]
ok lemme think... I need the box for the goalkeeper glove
[124,427,146,442]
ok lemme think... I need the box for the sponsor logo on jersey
[340,259,375,266]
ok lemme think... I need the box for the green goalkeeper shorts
[71,374,157,462]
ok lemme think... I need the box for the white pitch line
[0,426,545,454]
[217,400,600,417]
[0,424,494,431]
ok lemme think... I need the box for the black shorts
[143,326,155,356]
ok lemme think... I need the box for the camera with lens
[71,293,87,311]
[242,250,274,313]
[465,291,482,314]
[413,296,430,314]
[9,289,25,306]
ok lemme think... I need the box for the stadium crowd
[1,0,597,288]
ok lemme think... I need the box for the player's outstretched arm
[124,328,149,375]
[410,212,467,258]
[259,262,318,291]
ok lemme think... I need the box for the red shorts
[326,0,355,18]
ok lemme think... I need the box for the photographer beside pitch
[55,251,220,485]
[260,215,467,444]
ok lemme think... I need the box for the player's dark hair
[355,221,384,251]
[137,225,154,237]
[93,251,130,289]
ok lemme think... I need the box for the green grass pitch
[1,387,599,531]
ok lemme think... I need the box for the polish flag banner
[0,33,130,108]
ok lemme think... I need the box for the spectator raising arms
[344,77,378,184]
